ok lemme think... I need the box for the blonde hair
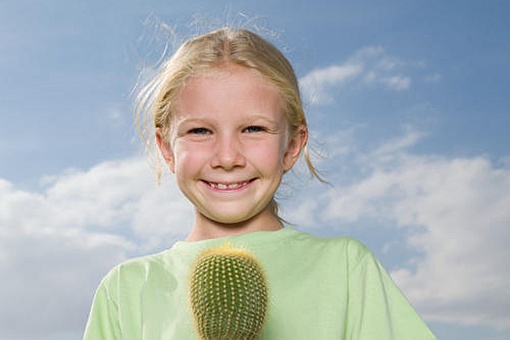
[135,27,322,216]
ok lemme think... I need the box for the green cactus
[189,244,268,340]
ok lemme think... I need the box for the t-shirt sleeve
[345,240,437,340]
[83,277,121,340]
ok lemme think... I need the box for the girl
[84,28,437,339]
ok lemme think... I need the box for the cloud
[379,75,411,91]
[299,46,419,105]
[297,128,510,330]
[0,158,192,338]
[388,156,510,330]
[299,64,362,105]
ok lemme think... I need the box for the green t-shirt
[83,227,437,339]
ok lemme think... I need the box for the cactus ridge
[189,245,268,340]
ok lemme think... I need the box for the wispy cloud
[299,64,362,105]
[299,46,422,105]
[368,125,426,163]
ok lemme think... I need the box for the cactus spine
[189,244,268,340]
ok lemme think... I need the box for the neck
[185,209,284,242]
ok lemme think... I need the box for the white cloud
[300,64,362,104]
[299,46,419,105]
[0,157,192,338]
[379,75,411,91]
[305,129,510,330]
[0,178,131,338]
[388,156,510,330]
[365,125,426,166]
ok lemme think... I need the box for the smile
[204,180,254,191]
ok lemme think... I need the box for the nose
[210,133,246,170]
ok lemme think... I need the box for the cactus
[189,244,268,340]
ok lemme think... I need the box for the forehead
[184,64,280,95]
[174,65,285,120]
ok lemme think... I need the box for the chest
[118,253,349,339]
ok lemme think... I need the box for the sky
[0,0,509,339]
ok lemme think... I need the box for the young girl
[84,28,437,339]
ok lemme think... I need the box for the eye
[243,125,266,133]
[188,127,212,135]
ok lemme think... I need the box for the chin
[203,210,259,226]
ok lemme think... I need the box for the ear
[156,129,175,173]
[283,125,308,172]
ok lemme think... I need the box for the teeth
[210,181,247,190]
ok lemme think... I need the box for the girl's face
[157,65,306,230]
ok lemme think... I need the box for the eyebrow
[173,117,208,125]
[174,113,280,126]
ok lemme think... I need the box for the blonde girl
[84,27,436,339]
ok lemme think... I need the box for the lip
[202,178,256,191]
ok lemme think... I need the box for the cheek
[248,140,287,169]
[172,143,209,173]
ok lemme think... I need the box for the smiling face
[156,65,306,237]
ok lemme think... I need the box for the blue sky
[1,1,509,339]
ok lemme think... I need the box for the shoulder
[286,228,373,265]
[98,249,172,291]
[289,228,368,249]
